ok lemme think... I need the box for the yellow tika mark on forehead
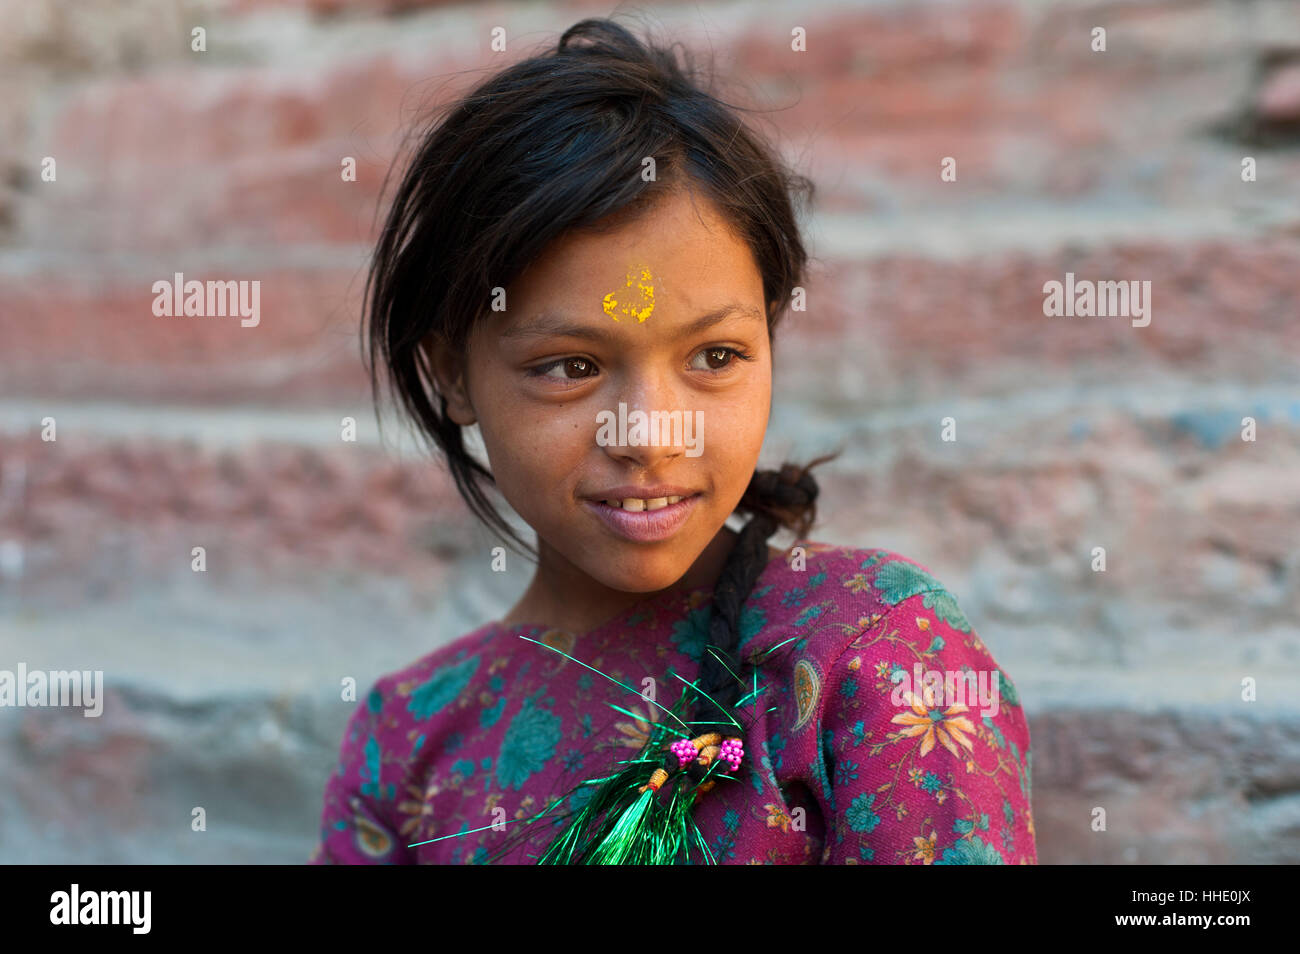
[602,266,655,322]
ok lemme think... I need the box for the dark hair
[363,17,837,752]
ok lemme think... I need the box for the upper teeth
[604,496,683,511]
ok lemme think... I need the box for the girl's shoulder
[778,540,946,585]
[750,539,983,666]
[763,541,1035,865]
[359,621,506,727]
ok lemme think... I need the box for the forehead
[503,189,765,325]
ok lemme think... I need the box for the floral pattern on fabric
[309,542,1037,864]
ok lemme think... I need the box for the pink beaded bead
[670,739,697,768]
[719,738,744,771]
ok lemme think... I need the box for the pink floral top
[310,541,1037,864]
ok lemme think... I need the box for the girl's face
[439,188,772,597]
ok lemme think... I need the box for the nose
[596,367,692,468]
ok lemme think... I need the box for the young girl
[310,17,1036,865]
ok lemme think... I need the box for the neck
[500,527,780,635]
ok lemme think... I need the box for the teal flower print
[448,823,469,864]
[408,656,479,720]
[814,733,834,802]
[794,604,823,627]
[359,735,394,800]
[934,835,1005,864]
[920,590,971,633]
[996,668,1021,706]
[751,749,773,794]
[982,715,1007,749]
[782,571,827,609]
[872,560,943,604]
[674,603,767,658]
[846,792,882,833]
[871,561,972,632]
[670,606,711,662]
[569,784,596,812]
[834,757,860,788]
[712,809,742,863]
[839,672,859,700]
[480,696,506,728]
[738,605,767,648]
[769,731,787,770]
[921,772,942,794]
[495,699,562,790]
[713,831,738,863]
[859,550,889,571]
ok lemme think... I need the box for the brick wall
[1,0,1298,863]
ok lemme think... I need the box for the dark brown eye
[530,356,599,381]
[690,347,746,371]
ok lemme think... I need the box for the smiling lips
[600,495,685,511]
[582,490,700,542]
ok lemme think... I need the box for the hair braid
[688,456,834,736]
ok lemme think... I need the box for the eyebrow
[501,302,766,345]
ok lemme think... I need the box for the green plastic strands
[469,636,746,865]
[411,633,789,865]
[534,695,726,865]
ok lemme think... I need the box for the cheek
[476,401,590,489]
[704,404,763,451]
[706,376,769,482]
[698,408,766,497]
[706,374,770,445]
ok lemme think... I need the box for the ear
[424,335,477,427]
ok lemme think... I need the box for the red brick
[0,265,371,404]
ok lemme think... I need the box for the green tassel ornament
[409,631,792,864]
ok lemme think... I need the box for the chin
[583,544,701,595]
